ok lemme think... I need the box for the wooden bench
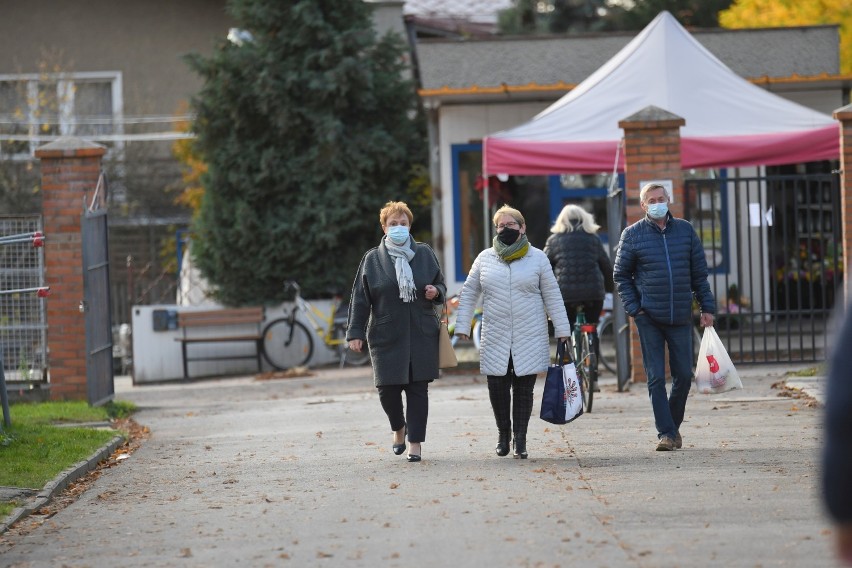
[175,307,265,380]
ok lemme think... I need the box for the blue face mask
[387,225,410,245]
[647,203,669,219]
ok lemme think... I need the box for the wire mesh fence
[0,215,48,383]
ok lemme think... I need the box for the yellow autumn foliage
[171,104,206,214]
[719,0,852,73]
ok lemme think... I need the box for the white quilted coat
[455,246,571,376]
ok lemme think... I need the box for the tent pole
[481,142,491,251]
[607,140,631,391]
[483,182,490,250]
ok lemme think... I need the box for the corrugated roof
[403,0,512,22]
[417,26,840,93]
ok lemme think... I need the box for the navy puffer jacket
[544,230,613,303]
[613,214,715,325]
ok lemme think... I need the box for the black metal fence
[684,172,841,364]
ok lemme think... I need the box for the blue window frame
[451,143,486,281]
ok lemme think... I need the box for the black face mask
[497,227,521,245]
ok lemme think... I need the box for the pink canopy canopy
[483,12,839,175]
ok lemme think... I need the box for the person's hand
[348,339,363,352]
[456,334,469,341]
[424,285,438,300]
[699,313,715,328]
[837,523,852,566]
[557,337,568,343]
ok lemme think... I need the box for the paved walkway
[0,359,838,567]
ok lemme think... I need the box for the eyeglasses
[495,221,519,230]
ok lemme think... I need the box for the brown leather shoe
[674,432,683,449]
[656,436,675,451]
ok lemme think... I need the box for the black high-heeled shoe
[513,434,528,459]
[495,430,510,457]
[392,425,407,456]
[407,441,421,462]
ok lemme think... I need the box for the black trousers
[377,380,429,443]
[487,355,536,437]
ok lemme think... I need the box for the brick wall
[618,106,686,384]
[35,138,106,400]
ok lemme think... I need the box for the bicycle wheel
[577,333,595,413]
[334,323,370,366]
[597,316,616,374]
[261,318,313,370]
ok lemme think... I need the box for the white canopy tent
[483,11,839,175]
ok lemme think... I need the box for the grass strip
[0,400,135,490]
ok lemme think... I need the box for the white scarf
[385,236,416,303]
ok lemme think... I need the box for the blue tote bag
[540,340,584,425]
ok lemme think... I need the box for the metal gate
[683,172,841,364]
[82,178,114,406]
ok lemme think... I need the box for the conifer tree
[186,0,424,305]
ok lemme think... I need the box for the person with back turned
[544,204,614,393]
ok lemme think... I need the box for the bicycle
[571,306,598,413]
[261,281,371,370]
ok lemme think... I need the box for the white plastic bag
[694,326,743,394]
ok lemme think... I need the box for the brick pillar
[35,137,106,400]
[833,104,852,305]
[617,106,686,383]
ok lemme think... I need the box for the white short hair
[639,183,671,203]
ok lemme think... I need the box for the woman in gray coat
[347,201,447,462]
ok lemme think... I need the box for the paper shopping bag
[694,326,743,394]
[438,321,458,368]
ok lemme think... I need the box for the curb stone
[0,434,124,535]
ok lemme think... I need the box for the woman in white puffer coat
[455,205,571,459]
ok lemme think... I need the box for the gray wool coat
[346,238,447,387]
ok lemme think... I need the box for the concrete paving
[0,355,839,567]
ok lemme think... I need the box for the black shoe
[407,454,421,462]
[513,434,528,459]
[495,430,510,457]
[392,425,407,456]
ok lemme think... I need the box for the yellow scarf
[493,235,530,262]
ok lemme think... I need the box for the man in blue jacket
[614,183,715,451]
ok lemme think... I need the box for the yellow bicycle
[261,281,370,370]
